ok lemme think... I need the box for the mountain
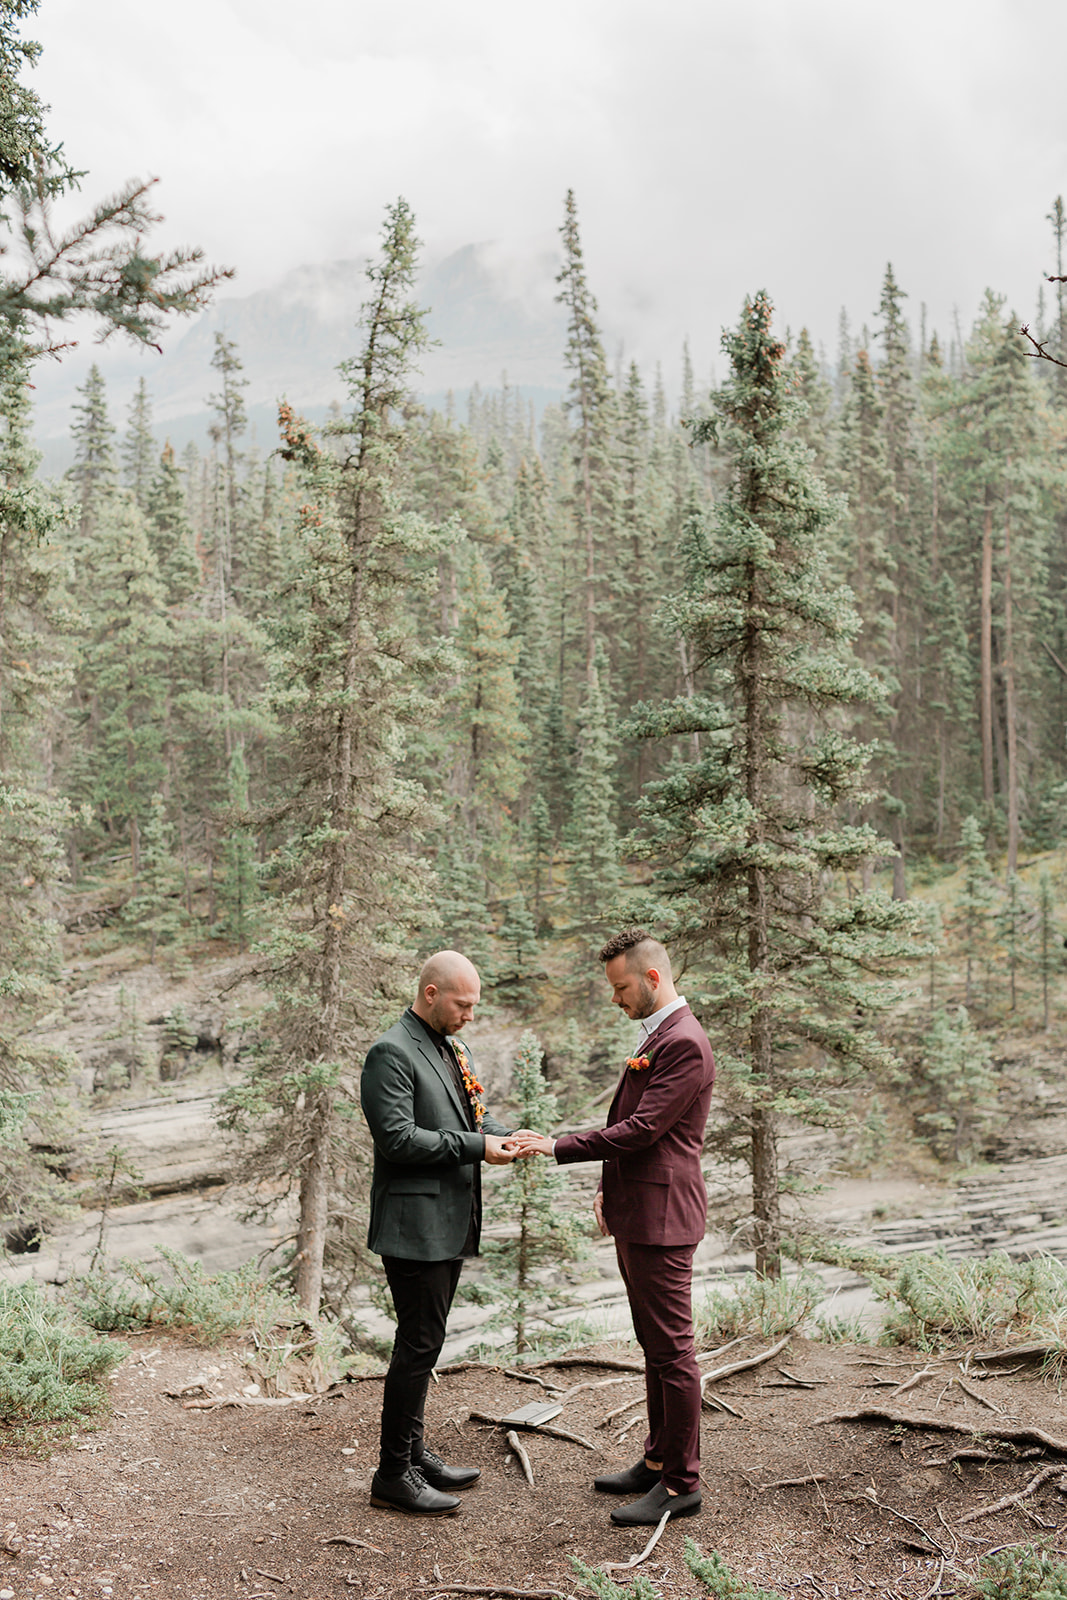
[31,242,569,472]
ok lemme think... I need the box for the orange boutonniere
[626,1054,652,1072]
[451,1038,485,1128]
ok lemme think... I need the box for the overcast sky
[29,0,1067,381]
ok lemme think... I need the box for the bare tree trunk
[1003,505,1019,874]
[980,493,994,807]
[294,1085,333,1313]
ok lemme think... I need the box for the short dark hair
[598,926,652,964]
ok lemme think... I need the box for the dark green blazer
[360,1010,511,1261]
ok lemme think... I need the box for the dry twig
[760,1474,829,1490]
[956,1377,1001,1414]
[888,1366,937,1399]
[599,1507,671,1571]
[469,1409,595,1450]
[1021,323,1067,370]
[319,1535,384,1553]
[701,1333,793,1392]
[506,1429,535,1487]
[529,1355,644,1373]
[413,1588,570,1598]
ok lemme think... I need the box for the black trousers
[379,1255,464,1478]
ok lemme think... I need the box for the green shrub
[0,1283,125,1445]
[972,1545,1067,1598]
[685,1540,789,1599]
[871,1250,1067,1351]
[695,1268,824,1343]
[569,1560,662,1600]
[74,1247,302,1345]
[72,1248,359,1392]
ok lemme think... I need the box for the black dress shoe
[415,1447,481,1491]
[594,1459,662,1494]
[369,1466,460,1516]
[610,1481,701,1526]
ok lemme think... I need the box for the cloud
[27,0,1067,387]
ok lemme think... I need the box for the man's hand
[509,1132,554,1158]
[484,1135,518,1165]
[593,1190,611,1237]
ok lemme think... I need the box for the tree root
[958,1463,1067,1525]
[817,1406,1067,1455]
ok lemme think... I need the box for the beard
[631,976,659,1019]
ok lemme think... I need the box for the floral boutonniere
[626,1054,652,1072]
[451,1038,485,1128]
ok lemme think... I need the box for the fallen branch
[701,1333,793,1391]
[181,1393,314,1411]
[558,1375,640,1403]
[529,1355,644,1373]
[956,1377,1001,1414]
[702,1392,741,1417]
[861,1492,949,1556]
[413,1588,570,1599]
[503,1369,563,1392]
[255,1571,286,1585]
[958,1464,1067,1525]
[923,1446,1043,1467]
[601,1392,646,1427]
[600,1507,671,1571]
[817,1406,1067,1455]
[774,1367,825,1389]
[469,1409,595,1450]
[971,1342,1060,1364]
[319,1535,384,1553]
[506,1429,535,1488]
[888,1366,937,1399]
[760,1474,828,1491]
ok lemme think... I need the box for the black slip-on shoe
[369,1466,460,1516]
[416,1447,481,1491]
[610,1481,701,1526]
[594,1459,662,1495]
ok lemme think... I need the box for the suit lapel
[400,1013,471,1126]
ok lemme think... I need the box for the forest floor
[5,1332,1067,1600]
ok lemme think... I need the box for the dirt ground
[5,1334,1067,1600]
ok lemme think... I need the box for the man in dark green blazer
[360,950,521,1516]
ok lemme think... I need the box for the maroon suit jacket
[554,1004,715,1246]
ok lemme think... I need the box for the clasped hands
[483,1130,553,1164]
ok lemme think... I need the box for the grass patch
[816,1246,1067,1353]
[695,1268,825,1343]
[74,1247,304,1344]
[0,1283,125,1450]
[73,1247,358,1392]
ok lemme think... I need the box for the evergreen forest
[5,0,1067,1310]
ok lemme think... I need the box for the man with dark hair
[513,928,715,1526]
[361,951,522,1516]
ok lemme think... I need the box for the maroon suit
[554,1004,715,1494]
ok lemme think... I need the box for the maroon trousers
[614,1239,701,1495]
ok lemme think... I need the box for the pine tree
[218,199,461,1316]
[564,647,619,927]
[122,793,185,962]
[1036,868,1058,1031]
[216,744,258,953]
[630,291,918,1277]
[66,494,170,875]
[952,816,997,1006]
[914,1005,996,1163]
[67,365,117,541]
[0,347,74,1233]
[481,1031,585,1352]
[122,377,156,513]
[555,190,618,677]
[145,442,200,603]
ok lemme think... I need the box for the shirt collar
[408,1005,448,1051]
[638,995,687,1046]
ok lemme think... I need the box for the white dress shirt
[637,994,687,1049]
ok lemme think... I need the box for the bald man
[360,952,521,1516]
